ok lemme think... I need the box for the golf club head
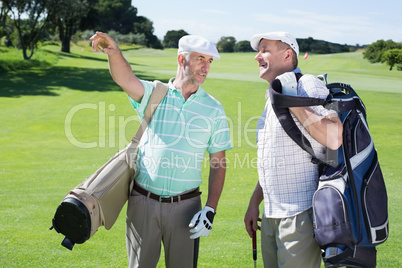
[317,73,328,85]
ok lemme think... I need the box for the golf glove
[276,72,298,96]
[189,206,215,239]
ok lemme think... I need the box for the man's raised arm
[90,31,144,102]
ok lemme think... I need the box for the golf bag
[51,146,135,250]
[269,73,388,268]
[51,81,168,250]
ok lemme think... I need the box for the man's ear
[284,48,292,62]
[178,54,186,67]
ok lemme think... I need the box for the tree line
[1,0,401,70]
[363,39,402,70]
[0,0,162,59]
[213,36,401,71]
[164,32,368,54]
[163,31,255,53]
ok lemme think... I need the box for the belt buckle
[158,196,174,203]
[159,196,175,203]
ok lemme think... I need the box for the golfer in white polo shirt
[91,32,232,267]
[244,32,343,268]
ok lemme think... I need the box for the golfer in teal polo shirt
[91,32,232,267]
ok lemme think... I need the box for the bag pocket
[362,152,388,245]
[313,166,354,248]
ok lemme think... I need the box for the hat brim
[250,32,299,57]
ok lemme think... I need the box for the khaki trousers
[261,208,322,268]
[126,188,202,268]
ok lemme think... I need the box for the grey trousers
[126,188,202,268]
[261,208,322,268]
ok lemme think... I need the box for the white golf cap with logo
[250,32,299,57]
[178,35,220,60]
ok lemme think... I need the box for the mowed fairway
[1,42,401,267]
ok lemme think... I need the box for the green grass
[1,42,401,267]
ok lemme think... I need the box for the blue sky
[132,0,401,46]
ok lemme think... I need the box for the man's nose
[254,51,262,61]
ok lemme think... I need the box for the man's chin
[195,77,206,85]
[259,72,272,82]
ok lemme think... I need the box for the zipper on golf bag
[345,109,388,246]
[361,152,388,245]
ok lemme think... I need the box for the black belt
[133,183,201,203]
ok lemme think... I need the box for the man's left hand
[189,206,215,239]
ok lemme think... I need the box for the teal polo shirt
[129,78,232,196]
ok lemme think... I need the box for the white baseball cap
[250,32,299,57]
[178,35,220,60]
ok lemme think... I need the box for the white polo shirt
[256,70,336,218]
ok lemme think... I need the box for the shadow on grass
[0,66,169,97]
[48,49,110,64]
[43,48,147,67]
[120,46,142,52]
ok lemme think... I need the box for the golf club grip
[252,230,257,261]
[252,231,257,249]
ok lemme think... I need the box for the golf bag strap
[132,80,169,143]
[269,73,327,165]
[270,73,325,109]
[270,74,365,165]
[272,79,362,115]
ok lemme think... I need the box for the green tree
[363,39,402,63]
[163,29,188,48]
[48,0,89,53]
[3,0,51,59]
[0,2,9,38]
[320,42,330,54]
[79,0,161,48]
[0,2,14,46]
[133,16,162,49]
[383,49,402,70]
[217,36,236,53]
[234,40,254,52]
[298,37,314,53]
[86,0,137,34]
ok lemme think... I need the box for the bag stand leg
[62,237,75,251]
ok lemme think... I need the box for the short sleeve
[207,114,232,154]
[128,80,155,120]
[298,74,337,117]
